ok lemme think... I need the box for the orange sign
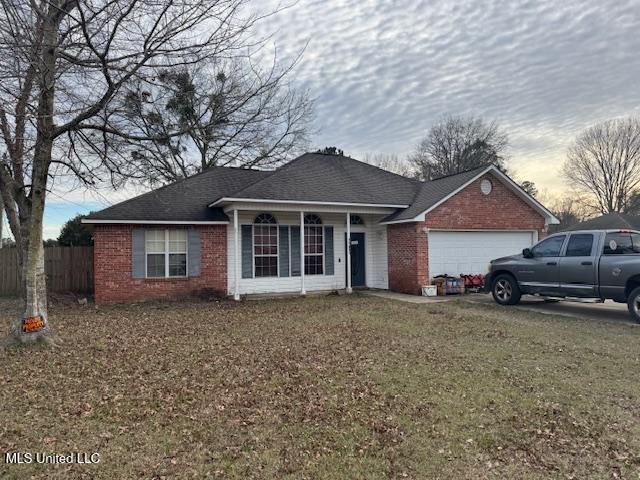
[23,316,45,333]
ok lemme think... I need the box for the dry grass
[0,294,639,479]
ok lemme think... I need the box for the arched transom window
[350,215,364,225]
[304,214,324,275]
[254,213,278,277]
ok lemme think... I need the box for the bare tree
[121,56,313,185]
[362,153,414,178]
[409,115,509,180]
[0,0,280,345]
[563,118,640,215]
[0,195,3,249]
[547,196,589,233]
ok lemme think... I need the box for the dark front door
[346,232,366,287]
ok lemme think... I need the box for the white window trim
[304,224,325,276]
[240,222,333,279]
[252,223,279,278]
[145,229,188,279]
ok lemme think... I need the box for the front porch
[224,205,394,299]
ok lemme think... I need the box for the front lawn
[0,294,638,479]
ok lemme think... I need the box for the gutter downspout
[233,209,240,301]
[346,212,352,294]
[300,210,306,295]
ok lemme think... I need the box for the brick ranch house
[83,153,559,303]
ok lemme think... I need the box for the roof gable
[381,165,558,224]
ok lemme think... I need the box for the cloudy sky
[20,0,640,239]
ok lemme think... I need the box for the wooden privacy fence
[0,246,93,296]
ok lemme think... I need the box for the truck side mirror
[522,248,533,258]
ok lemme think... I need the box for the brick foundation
[93,224,227,304]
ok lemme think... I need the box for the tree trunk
[5,5,58,347]
[0,196,3,248]
[8,182,51,344]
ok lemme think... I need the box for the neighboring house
[83,153,558,303]
[559,212,640,231]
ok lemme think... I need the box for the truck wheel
[626,287,640,324]
[491,274,521,306]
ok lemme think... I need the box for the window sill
[142,276,190,282]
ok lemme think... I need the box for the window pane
[603,233,640,255]
[168,230,187,253]
[147,254,165,277]
[255,256,278,277]
[253,224,278,277]
[168,230,187,242]
[169,241,187,252]
[305,255,323,275]
[169,253,187,276]
[565,234,593,257]
[304,226,323,254]
[146,241,164,254]
[146,230,166,254]
[532,235,565,257]
[146,230,164,242]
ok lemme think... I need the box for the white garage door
[428,230,535,278]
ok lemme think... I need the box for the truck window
[603,232,640,255]
[565,234,593,257]
[531,235,565,257]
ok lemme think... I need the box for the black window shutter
[187,229,201,277]
[279,226,290,277]
[324,226,334,275]
[290,226,301,277]
[241,225,253,279]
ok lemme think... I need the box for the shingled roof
[215,153,419,206]
[85,153,555,225]
[559,212,640,231]
[86,166,269,222]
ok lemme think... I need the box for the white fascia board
[81,219,229,225]
[382,165,559,225]
[209,197,409,209]
[379,214,426,225]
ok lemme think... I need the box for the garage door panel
[428,231,533,278]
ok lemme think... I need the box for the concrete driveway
[468,294,639,326]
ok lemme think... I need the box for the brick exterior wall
[387,172,547,294]
[387,222,427,295]
[93,224,227,304]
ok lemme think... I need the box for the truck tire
[491,274,521,306]
[626,287,640,324]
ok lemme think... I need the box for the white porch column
[346,211,352,294]
[233,209,240,301]
[300,210,306,295]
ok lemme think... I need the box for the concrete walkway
[362,290,453,304]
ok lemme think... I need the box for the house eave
[209,197,410,209]
[81,219,230,225]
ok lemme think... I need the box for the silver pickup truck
[486,229,640,323]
